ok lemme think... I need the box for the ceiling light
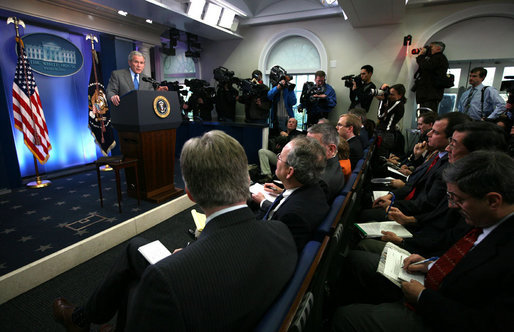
[218,8,235,29]
[117,10,128,16]
[204,3,222,25]
[187,0,206,20]
[146,19,153,24]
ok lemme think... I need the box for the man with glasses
[333,150,514,331]
[358,120,506,255]
[337,114,364,169]
[252,136,329,252]
[457,67,506,120]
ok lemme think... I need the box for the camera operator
[183,79,216,121]
[412,41,448,113]
[238,70,271,123]
[374,83,407,157]
[347,65,376,112]
[299,70,337,126]
[268,66,297,134]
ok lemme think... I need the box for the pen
[410,256,439,266]
[385,193,395,218]
[265,184,278,192]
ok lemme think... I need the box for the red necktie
[424,227,483,290]
[404,154,440,200]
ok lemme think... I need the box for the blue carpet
[0,166,184,276]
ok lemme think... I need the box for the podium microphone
[142,76,160,89]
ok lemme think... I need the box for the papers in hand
[355,221,413,238]
[373,190,390,202]
[387,166,408,178]
[250,183,278,202]
[191,209,206,231]
[377,242,425,287]
[138,240,172,264]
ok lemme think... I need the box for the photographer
[267,66,297,134]
[413,41,449,113]
[299,70,337,126]
[347,65,376,112]
[213,66,239,121]
[238,70,271,123]
[375,83,407,157]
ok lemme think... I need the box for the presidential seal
[153,95,171,118]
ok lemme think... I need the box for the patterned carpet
[0,165,184,276]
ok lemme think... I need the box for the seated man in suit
[53,131,298,331]
[348,108,370,149]
[362,112,470,222]
[257,117,303,183]
[106,50,167,107]
[307,123,346,202]
[252,136,330,252]
[357,121,507,255]
[333,150,514,331]
[337,114,364,169]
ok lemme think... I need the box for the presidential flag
[12,36,52,164]
[88,49,115,156]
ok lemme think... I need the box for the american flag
[12,37,51,164]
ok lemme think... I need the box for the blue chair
[342,173,357,195]
[255,241,322,332]
[314,194,345,241]
[352,159,365,174]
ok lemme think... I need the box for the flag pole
[8,17,51,188]
[86,34,112,172]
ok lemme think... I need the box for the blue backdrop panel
[0,23,99,177]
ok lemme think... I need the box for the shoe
[52,298,89,332]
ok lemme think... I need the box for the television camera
[269,65,295,90]
[341,74,364,89]
[299,81,326,112]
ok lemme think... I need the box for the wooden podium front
[112,90,183,203]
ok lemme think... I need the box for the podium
[111,90,184,203]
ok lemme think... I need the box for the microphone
[142,76,160,88]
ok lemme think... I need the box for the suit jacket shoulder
[126,207,297,331]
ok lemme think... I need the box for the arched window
[261,29,327,128]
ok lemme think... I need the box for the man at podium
[106,50,167,107]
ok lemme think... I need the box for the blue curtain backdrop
[0,23,100,177]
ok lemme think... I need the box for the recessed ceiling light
[146,19,153,24]
[117,10,128,16]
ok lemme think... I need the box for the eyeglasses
[448,137,459,146]
[446,191,466,205]
[277,153,288,164]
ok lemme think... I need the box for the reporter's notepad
[138,240,172,264]
[355,221,413,238]
[191,209,206,231]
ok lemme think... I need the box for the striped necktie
[424,227,482,290]
[263,193,284,220]
[134,74,139,90]
[463,87,475,113]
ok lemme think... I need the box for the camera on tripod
[341,74,363,89]
[213,66,241,86]
[269,65,295,91]
[160,80,188,96]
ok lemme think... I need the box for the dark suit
[320,156,345,203]
[83,207,298,331]
[261,183,329,252]
[334,215,514,332]
[106,68,154,101]
[348,136,364,170]
[358,126,369,149]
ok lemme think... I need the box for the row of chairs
[256,139,376,332]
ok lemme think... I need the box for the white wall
[200,0,514,128]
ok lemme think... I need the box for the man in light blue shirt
[457,67,505,120]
